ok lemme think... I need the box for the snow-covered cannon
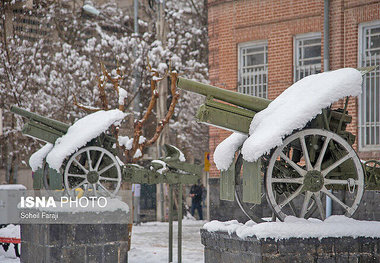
[11,105,201,262]
[11,106,123,194]
[11,107,200,196]
[11,106,70,144]
[177,67,380,223]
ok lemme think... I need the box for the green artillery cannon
[177,78,271,134]
[11,106,201,193]
[11,106,70,144]
[177,67,380,223]
[11,107,201,263]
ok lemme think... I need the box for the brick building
[207,0,380,220]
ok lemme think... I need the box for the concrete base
[201,229,380,263]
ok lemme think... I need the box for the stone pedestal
[20,207,130,263]
[201,229,380,263]
[21,224,129,263]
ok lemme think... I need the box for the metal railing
[238,67,268,98]
[294,64,321,82]
[359,53,380,150]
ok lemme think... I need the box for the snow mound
[214,68,363,170]
[29,143,53,172]
[46,109,126,171]
[118,136,133,150]
[242,68,362,162]
[151,160,168,174]
[169,144,186,162]
[0,224,20,239]
[203,216,380,240]
[0,185,26,190]
[203,220,243,235]
[214,133,247,171]
[118,88,128,105]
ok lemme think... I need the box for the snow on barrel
[214,68,363,170]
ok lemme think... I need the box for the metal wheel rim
[234,153,270,223]
[64,146,122,197]
[234,153,316,223]
[265,129,364,221]
[235,177,316,223]
[43,162,51,190]
[235,186,267,223]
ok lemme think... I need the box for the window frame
[358,20,380,151]
[293,32,322,82]
[237,40,268,98]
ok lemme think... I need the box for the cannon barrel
[11,106,69,133]
[177,77,271,112]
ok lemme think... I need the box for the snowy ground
[0,245,19,263]
[0,224,20,263]
[0,219,205,263]
[129,219,206,263]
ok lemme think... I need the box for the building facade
[207,0,380,221]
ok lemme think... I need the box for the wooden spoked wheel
[265,129,364,221]
[64,146,121,197]
[235,153,316,223]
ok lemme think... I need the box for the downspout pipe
[324,0,332,218]
[134,0,138,34]
[324,0,330,72]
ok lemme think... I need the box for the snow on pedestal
[0,225,20,239]
[203,216,380,240]
[202,216,380,262]
[0,185,26,191]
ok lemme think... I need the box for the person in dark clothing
[190,184,203,220]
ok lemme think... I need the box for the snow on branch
[72,59,180,163]
[129,60,179,162]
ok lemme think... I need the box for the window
[358,22,380,150]
[238,41,268,98]
[294,33,321,81]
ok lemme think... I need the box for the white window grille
[294,33,321,81]
[359,22,380,150]
[238,41,268,98]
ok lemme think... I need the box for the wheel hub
[87,171,99,184]
[303,170,324,192]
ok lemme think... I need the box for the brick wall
[208,0,380,178]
